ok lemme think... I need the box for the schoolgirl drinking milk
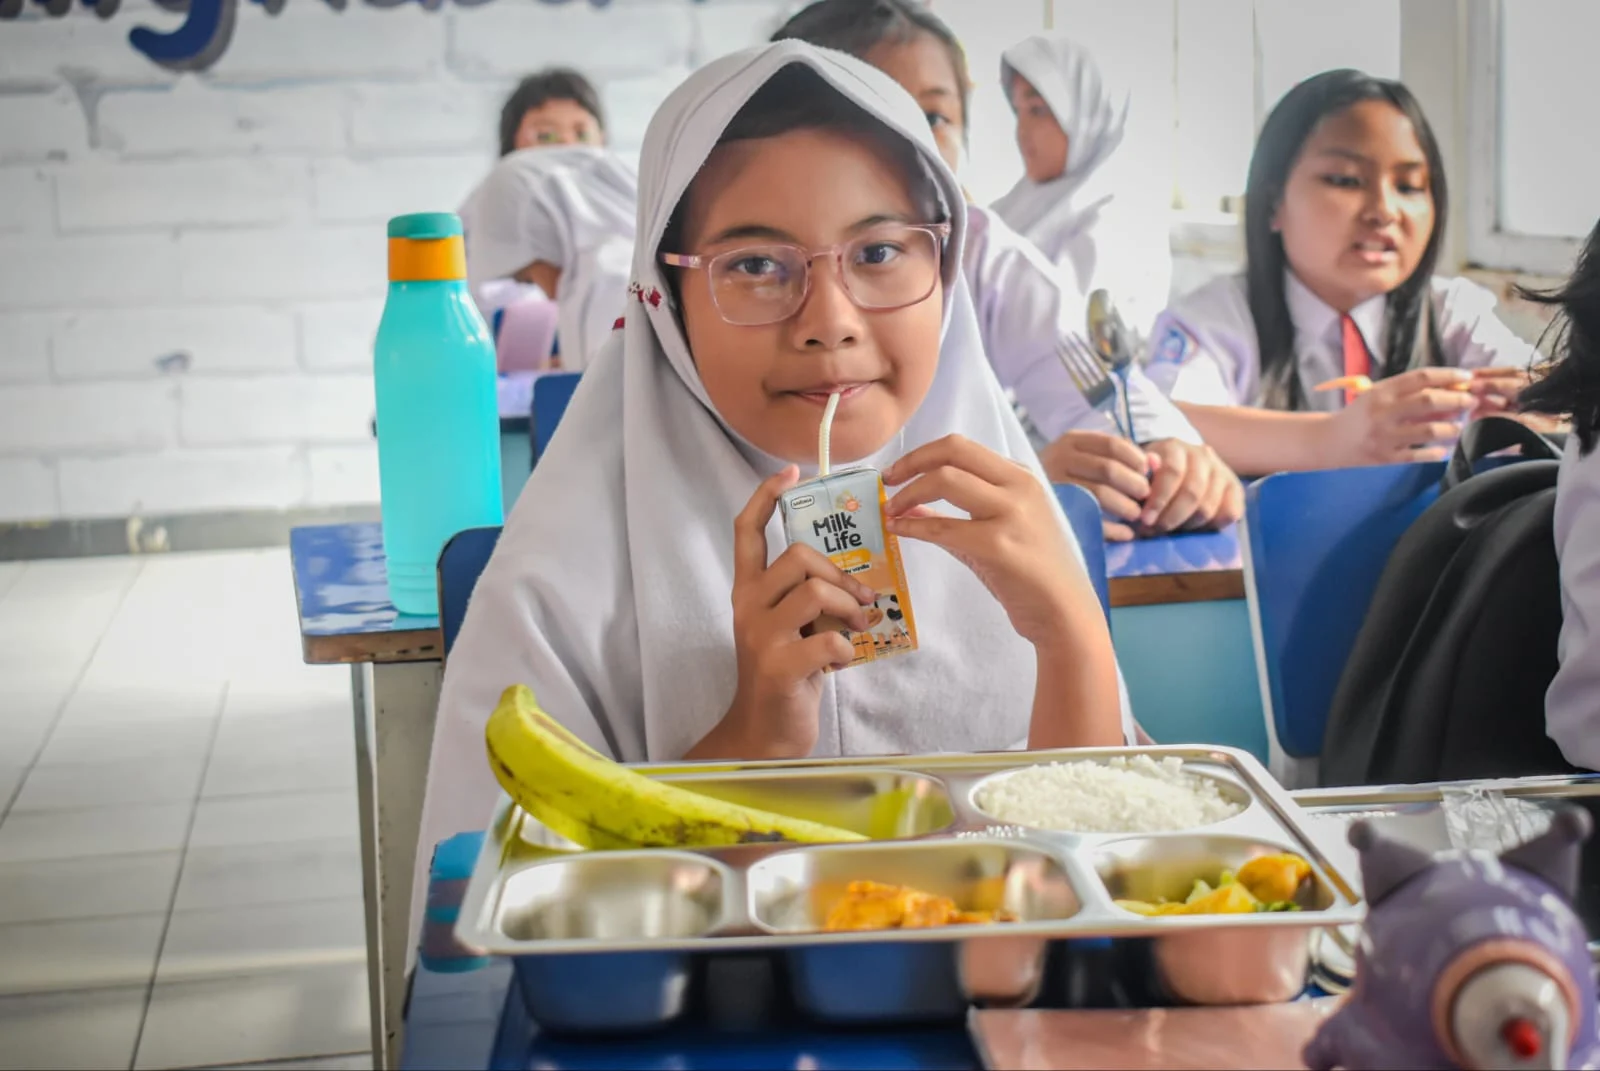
[1520,218,1600,772]
[1146,69,1537,474]
[418,42,1132,870]
[772,0,1242,541]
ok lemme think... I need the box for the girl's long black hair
[1520,219,1600,454]
[769,0,971,147]
[1245,69,1448,410]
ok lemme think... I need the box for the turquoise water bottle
[374,213,503,615]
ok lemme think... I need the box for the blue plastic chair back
[1242,462,1445,763]
[1053,483,1110,624]
[532,371,582,466]
[437,526,504,658]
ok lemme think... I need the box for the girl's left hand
[883,435,1099,648]
[1468,367,1530,415]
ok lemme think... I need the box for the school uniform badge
[1151,323,1198,367]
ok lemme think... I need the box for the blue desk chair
[532,371,582,466]
[1053,483,1110,624]
[1242,462,1445,786]
[438,526,504,658]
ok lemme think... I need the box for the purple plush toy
[1305,807,1600,1070]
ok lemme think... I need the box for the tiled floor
[0,552,373,1070]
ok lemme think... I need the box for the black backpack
[1319,417,1579,787]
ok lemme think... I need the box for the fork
[1056,331,1131,440]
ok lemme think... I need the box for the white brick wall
[0,314,53,384]
[54,308,299,379]
[0,459,58,522]
[0,0,792,521]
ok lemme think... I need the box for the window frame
[1464,0,1585,274]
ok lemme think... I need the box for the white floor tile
[190,792,358,851]
[54,681,227,727]
[175,839,363,912]
[158,898,366,981]
[0,709,60,770]
[203,709,354,798]
[220,688,353,724]
[0,986,147,1071]
[0,563,23,604]
[0,913,165,995]
[36,715,215,767]
[201,750,355,800]
[0,802,193,863]
[135,963,371,1070]
[2,557,141,603]
[12,755,206,812]
[0,851,181,925]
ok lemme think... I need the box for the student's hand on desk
[883,435,1102,648]
[1323,367,1478,464]
[704,466,877,761]
[1038,431,1153,542]
[1136,439,1245,537]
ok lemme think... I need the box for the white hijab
[991,35,1172,335]
[458,145,638,370]
[416,41,1130,890]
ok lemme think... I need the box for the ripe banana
[485,684,866,849]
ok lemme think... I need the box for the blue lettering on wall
[0,0,661,73]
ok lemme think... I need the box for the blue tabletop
[289,523,441,665]
[289,519,1240,665]
[1105,526,1241,580]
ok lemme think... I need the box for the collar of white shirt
[1285,270,1387,362]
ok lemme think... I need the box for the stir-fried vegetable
[1114,853,1312,916]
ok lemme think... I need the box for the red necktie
[1341,314,1372,406]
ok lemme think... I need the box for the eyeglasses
[661,222,951,327]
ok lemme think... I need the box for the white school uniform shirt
[1546,436,1600,771]
[964,204,1199,445]
[1145,271,1539,410]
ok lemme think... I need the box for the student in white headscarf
[993,34,1174,343]
[458,145,638,371]
[770,0,1240,540]
[417,40,1132,880]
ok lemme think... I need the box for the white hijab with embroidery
[417,41,1131,899]
[459,145,638,370]
[991,35,1172,334]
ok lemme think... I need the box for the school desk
[288,520,1265,1068]
[1107,526,1267,761]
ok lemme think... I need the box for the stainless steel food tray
[455,745,1361,1029]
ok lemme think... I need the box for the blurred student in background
[499,68,606,155]
[460,146,637,371]
[992,35,1175,343]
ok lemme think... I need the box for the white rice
[974,755,1242,833]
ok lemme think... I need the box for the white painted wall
[0,0,792,522]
